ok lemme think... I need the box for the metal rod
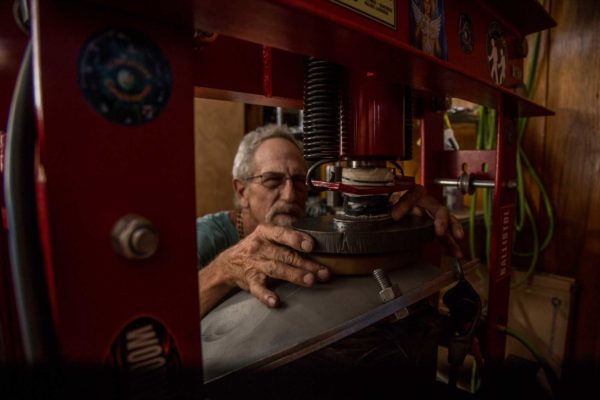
[433,177,495,188]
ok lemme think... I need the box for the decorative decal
[486,22,507,85]
[108,316,182,398]
[458,14,474,54]
[331,0,397,29]
[495,205,514,282]
[79,28,172,126]
[409,0,447,60]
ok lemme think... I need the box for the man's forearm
[198,261,233,319]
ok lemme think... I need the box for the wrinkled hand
[215,224,330,308]
[391,184,465,258]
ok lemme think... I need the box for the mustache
[265,202,304,224]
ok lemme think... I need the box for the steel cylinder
[344,70,406,159]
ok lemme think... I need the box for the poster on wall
[409,0,447,60]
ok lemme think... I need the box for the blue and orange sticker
[79,28,172,126]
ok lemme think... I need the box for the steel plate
[201,260,477,383]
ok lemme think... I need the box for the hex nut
[379,283,402,303]
[111,214,159,260]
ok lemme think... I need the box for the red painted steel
[485,99,517,364]
[482,0,556,35]
[1,0,552,385]
[193,35,304,107]
[419,110,445,268]
[192,0,552,117]
[262,45,273,98]
[32,0,201,371]
[345,70,406,158]
[439,150,497,181]
[420,111,445,199]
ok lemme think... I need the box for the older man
[197,124,463,318]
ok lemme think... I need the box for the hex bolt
[372,268,402,303]
[130,227,159,256]
[373,268,392,290]
[111,214,159,260]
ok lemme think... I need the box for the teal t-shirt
[196,211,239,268]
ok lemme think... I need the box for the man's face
[239,138,308,227]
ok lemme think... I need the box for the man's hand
[390,184,465,258]
[200,224,330,316]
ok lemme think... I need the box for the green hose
[513,146,555,255]
[511,199,539,289]
[512,28,555,269]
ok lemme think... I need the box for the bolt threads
[372,268,391,290]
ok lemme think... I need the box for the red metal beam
[32,0,201,371]
[193,0,553,117]
[485,98,518,364]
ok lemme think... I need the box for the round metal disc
[201,260,479,383]
[293,214,435,255]
[202,262,445,383]
[309,251,421,275]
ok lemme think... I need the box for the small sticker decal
[79,28,172,126]
[487,22,507,85]
[458,14,474,54]
[107,316,182,398]
[409,0,447,60]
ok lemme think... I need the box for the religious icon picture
[409,0,447,60]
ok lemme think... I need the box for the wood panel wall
[194,98,244,217]
[524,0,600,382]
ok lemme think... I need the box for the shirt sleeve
[196,212,239,269]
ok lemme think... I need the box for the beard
[265,201,304,227]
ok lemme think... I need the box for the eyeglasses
[244,172,308,191]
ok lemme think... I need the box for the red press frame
[0,0,554,388]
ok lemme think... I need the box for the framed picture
[409,0,447,60]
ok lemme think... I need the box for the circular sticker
[458,14,474,54]
[107,316,182,398]
[486,22,507,85]
[79,28,172,125]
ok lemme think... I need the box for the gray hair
[232,124,303,180]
